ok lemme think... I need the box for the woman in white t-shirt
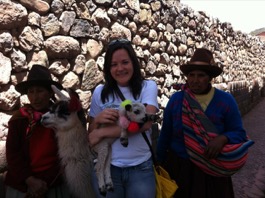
[88,38,158,198]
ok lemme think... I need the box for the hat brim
[15,80,63,95]
[180,64,223,78]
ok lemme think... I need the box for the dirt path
[232,98,265,198]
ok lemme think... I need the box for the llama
[41,85,96,198]
[92,137,115,195]
[93,100,148,195]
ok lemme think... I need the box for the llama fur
[41,85,96,198]
[93,100,147,196]
[92,137,115,195]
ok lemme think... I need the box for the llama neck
[56,121,89,163]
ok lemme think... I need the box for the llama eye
[49,106,56,113]
[134,110,140,114]
[58,107,70,116]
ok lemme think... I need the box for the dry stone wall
[1,0,265,140]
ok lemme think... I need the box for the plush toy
[118,100,147,147]
[127,121,140,133]
[119,100,145,133]
[118,100,159,147]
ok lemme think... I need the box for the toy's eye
[134,110,140,114]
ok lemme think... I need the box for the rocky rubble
[0,0,265,140]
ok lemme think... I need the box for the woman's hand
[139,121,153,133]
[204,135,228,159]
[88,109,119,147]
[94,109,119,125]
[25,176,48,197]
[138,104,158,133]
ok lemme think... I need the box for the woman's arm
[139,80,159,132]
[139,104,158,133]
[6,119,32,184]
[88,108,120,146]
[88,108,119,132]
[88,123,121,147]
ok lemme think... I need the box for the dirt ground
[232,98,265,198]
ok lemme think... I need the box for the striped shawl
[179,84,254,177]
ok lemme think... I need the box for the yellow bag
[155,165,178,198]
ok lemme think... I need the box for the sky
[181,0,265,34]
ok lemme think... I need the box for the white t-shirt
[89,80,158,167]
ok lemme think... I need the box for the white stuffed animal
[118,100,147,147]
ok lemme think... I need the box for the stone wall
[0,0,265,140]
[227,80,261,116]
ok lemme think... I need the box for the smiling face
[110,49,134,87]
[186,70,211,94]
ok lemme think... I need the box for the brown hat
[180,48,223,77]
[15,64,63,95]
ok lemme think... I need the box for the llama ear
[51,85,70,101]
[68,91,82,112]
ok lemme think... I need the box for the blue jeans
[106,158,156,198]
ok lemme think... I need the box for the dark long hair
[101,39,144,103]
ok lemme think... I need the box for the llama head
[41,85,86,131]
